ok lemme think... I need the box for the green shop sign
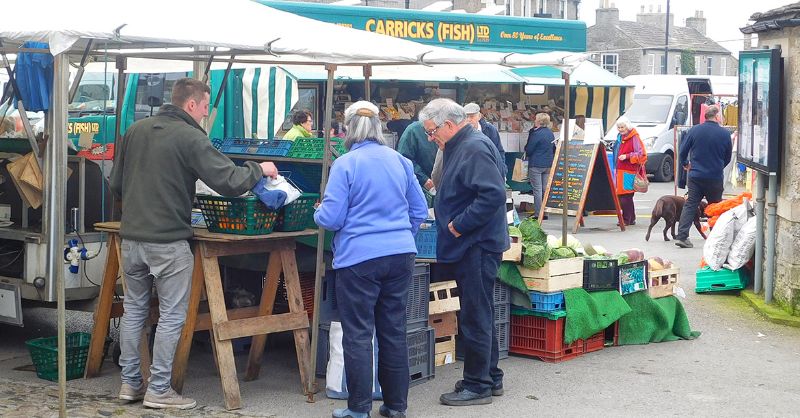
[257,1,586,53]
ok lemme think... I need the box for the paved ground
[2,181,800,417]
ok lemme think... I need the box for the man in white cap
[464,103,505,178]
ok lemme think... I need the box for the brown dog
[646,195,708,241]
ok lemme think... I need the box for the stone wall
[759,28,800,313]
[587,25,642,77]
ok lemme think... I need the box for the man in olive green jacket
[397,120,438,191]
[110,78,276,410]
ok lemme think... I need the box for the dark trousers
[618,193,636,225]
[336,253,415,414]
[452,245,503,394]
[677,177,723,240]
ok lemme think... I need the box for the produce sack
[703,210,737,270]
[726,216,757,270]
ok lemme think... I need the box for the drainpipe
[765,172,778,303]
[753,173,766,294]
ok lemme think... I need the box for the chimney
[685,10,707,36]
[637,4,674,30]
[596,4,620,26]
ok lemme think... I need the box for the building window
[707,57,713,75]
[559,0,566,19]
[601,53,619,75]
[695,56,703,73]
[647,54,655,74]
[674,55,681,75]
[661,55,667,74]
[721,57,727,76]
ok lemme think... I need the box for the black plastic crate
[583,259,620,292]
[494,302,510,324]
[407,263,431,331]
[455,319,510,361]
[493,281,510,305]
[318,271,339,325]
[408,326,435,387]
[316,323,330,378]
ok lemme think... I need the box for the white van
[604,75,737,182]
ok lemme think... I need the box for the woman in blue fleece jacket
[314,101,428,418]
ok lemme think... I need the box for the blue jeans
[119,239,193,394]
[336,253,415,414]
[528,166,550,215]
[452,245,503,394]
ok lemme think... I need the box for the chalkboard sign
[540,142,624,232]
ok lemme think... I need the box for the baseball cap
[463,103,480,114]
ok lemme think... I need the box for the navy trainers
[332,408,370,418]
[454,379,504,396]
[378,404,406,418]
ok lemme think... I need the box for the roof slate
[615,21,731,54]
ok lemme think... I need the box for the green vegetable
[549,246,578,260]
[523,243,551,269]
[508,225,522,238]
[519,218,547,245]
[616,253,629,265]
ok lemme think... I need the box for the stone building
[740,2,800,313]
[284,0,581,18]
[587,3,738,78]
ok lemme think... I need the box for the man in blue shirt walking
[675,106,732,248]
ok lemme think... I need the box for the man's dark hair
[171,78,211,108]
[292,110,312,125]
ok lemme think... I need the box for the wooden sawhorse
[85,222,316,410]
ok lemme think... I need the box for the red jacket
[613,129,646,195]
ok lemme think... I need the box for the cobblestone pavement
[0,378,273,418]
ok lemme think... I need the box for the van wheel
[653,153,674,182]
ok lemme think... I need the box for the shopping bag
[633,165,649,193]
[512,158,528,182]
[325,321,383,400]
[265,174,302,205]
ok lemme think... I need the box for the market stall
[1,0,585,413]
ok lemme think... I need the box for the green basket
[286,137,346,159]
[695,266,747,293]
[274,193,319,232]
[196,194,278,235]
[25,332,91,382]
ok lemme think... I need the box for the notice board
[540,141,624,232]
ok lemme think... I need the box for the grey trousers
[119,239,193,394]
[528,166,551,215]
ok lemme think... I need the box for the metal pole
[113,57,127,151]
[664,0,670,74]
[765,172,778,303]
[754,172,766,294]
[48,52,69,418]
[363,65,372,102]
[561,73,570,246]
[308,63,336,400]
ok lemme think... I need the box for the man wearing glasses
[419,98,509,407]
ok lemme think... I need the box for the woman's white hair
[418,98,467,127]
[615,116,634,131]
[343,101,385,150]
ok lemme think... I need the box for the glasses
[425,123,444,137]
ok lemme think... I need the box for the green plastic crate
[196,194,277,235]
[25,332,91,381]
[275,193,319,232]
[286,137,346,159]
[695,267,748,293]
[511,307,567,320]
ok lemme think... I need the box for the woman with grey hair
[612,115,646,225]
[314,101,428,418]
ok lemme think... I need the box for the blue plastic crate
[494,302,510,324]
[493,281,510,305]
[415,221,437,259]
[528,291,566,313]
[276,162,323,193]
[212,138,293,157]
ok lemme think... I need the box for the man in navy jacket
[420,98,510,407]
[465,102,506,178]
[675,105,732,248]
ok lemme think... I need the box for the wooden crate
[429,311,458,337]
[434,335,456,366]
[502,236,522,262]
[647,268,679,299]
[518,257,584,292]
[429,281,460,314]
[435,351,456,366]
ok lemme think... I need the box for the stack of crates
[429,280,459,366]
[316,264,434,387]
[455,281,510,361]
[695,266,747,293]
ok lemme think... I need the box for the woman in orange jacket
[612,116,647,226]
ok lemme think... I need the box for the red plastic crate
[584,331,605,353]
[509,315,584,363]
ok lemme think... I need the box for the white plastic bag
[703,209,737,271]
[728,201,751,234]
[325,321,382,400]
[265,175,302,205]
[726,217,757,270]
